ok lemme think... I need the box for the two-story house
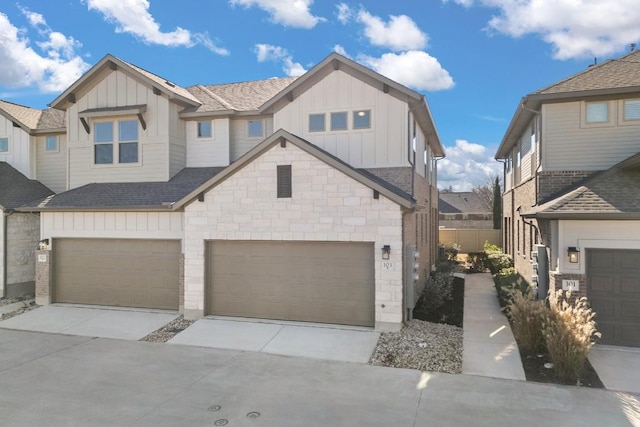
[496,49,640,347]
[18,52,444,331]
[0,101,64,297]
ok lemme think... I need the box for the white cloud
[84,0,228,54]
[332,44,351,58]
[359,51,454,91]
[445,0,640,59]
[0,10,89,92]
[357,10,427,51]
[230,0,324,29]
[438,139,502,191]
[336,3,352,25]
[254,43,306,76]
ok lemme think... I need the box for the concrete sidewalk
[462,273,526,381]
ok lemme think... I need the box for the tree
[492,175,502,229]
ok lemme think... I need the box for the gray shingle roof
[439,192,489,213]
[0,162,54,209]
[523,152,640,218]
[185,77,297,113]
[0,100,65,131]
[23,167,223,210]
[535,49,640,95]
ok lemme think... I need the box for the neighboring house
[18,52,444,331]
[439,191,492,229]
[0,163,53,297]
[495,49,640,347]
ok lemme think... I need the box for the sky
[1,0,640,191]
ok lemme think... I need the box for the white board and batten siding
[543,101,640,171]
[0,116,32,178]
[35,134,68,193]
[66,69,179,189]
[274,70,409,169]
[186,118,230,167]
[229,116,274,162]
[41,211,184,243]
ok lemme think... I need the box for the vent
[277,165,292,198]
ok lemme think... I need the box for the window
[197,121,212,138]
[624,99,640,121]
[277,165,292,198]
[586,102,608,123]
[309,114,325,132]
[0,137,7,153]
[45,136,58,152]
[330,112,347,131]
[94,120,138,165]
[353,110,371,129]
[248,120,263,138]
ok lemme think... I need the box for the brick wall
[184,141,405,330]
[35,249,51,305]
[538,170,595,202]
[549,272,587,301]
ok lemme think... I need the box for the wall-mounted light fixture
[382,245,391,260]
[38,239,50,250]
[567,247,580,263]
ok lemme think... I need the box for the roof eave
[16,205,176,213]
[522,211,640,220]
[31,127,66,135]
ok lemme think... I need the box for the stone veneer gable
[183,141,406,330]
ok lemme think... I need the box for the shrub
[483,241,502,253]
[466,252,487,272]
[420,272,454,318]
[493,270,530,308]
[444,243,461,262]
[543,290,601,384]
[486,252,513,274]
[506,290,549,354]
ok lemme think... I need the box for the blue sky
[1,0,639,190]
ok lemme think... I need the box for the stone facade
[5,213,40,296]
[537,170,595,202]
[35,249,51,305]
[184,141,406,330]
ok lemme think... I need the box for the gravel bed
[0,294,34,307]
[1,302,39,321]
[369,319,463,374]
[140,316,195,343]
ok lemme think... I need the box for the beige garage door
[207,241,375,327]
[54,238,180,310]
[587,249,640,347]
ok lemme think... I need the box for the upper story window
[248,120,264,138]
[45,136,58,152]
[353,110,371,129]
[94,119,139,165]
[197,120,212,138]
[309,114,325,132]
[330,112,348,131]
[0,137,8,153]
[623,99,640,121]
[586,102,609,123]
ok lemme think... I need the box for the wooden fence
[438,228,502,253]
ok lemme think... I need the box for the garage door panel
[54,238,180,310]
[207,241,374,327]
[588,249,640,347]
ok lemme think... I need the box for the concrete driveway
[0,329,638,427]
[590,345,640,395]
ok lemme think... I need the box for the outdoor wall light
[38,239,50,250]
[382,245,391,260]
[568,247,580,263]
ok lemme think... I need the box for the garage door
[207,241,375,327]
[54,238,180,310]
[587,249,640,347]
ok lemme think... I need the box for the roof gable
[439,192,489,213]
[50,54,201,110]
[176,129,416,210]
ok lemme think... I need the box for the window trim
[618,99,640,125]
[45,135,59,153]
[0,137,9,153]
[581,100,614,128]
[330,111,348,131]
[308,113,326,132]
[92,118,140,167]
[196,120,213,139]
[247,119,264,139]
[352,109,371,129]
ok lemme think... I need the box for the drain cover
[208,405,222,412]
[214,420,228,426]
[246,412,261,419]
